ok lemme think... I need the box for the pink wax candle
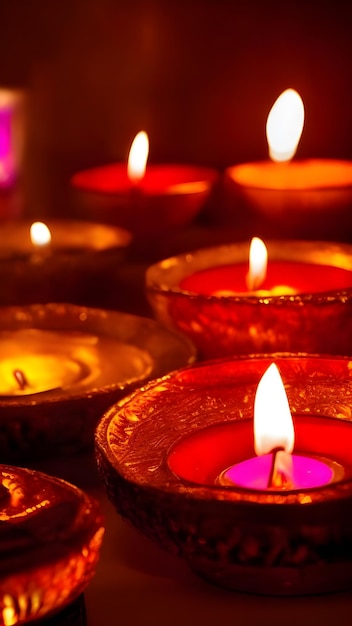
[218,363,344,491]
[0,89,24,189]
[220,454,334,490]
[170,363,345,492]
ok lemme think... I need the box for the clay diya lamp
[0,302,196,462]
[0,463,103,624]
[96,353,352,595]
[70,131,218,242]
[224,89,352,240]
[146,237,352,359]
[0,219,132,308]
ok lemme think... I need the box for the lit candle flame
[254,364,294,487]
[30,222,51,247]
[246,237,268,290]
[266,88,304,162]
[127,131,149,183]
[254,363,294,455]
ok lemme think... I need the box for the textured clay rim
[0,464,103,574]
[145,239,352,304]
[96,353,352,514]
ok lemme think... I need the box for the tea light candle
[70,131,218,240]
[224,89,352,240]
[96,354,352,595]
[0,464,104,624]
[146,239,352,358]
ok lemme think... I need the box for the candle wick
[267,446,289,489]
[13,369,28,390]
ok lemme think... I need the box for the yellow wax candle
[0,328,153,397]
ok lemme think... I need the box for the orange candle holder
[0,303,195,462]
[96,354,352,595]
[223,87,352,240]
[0,464,104,625]
[146,239,352,359]
[224,159,352,240]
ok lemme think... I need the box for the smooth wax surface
[0,328,152,398]
[180,261,352,296]
[227,159,352,191]
[168,417,352,488]
[71,163,217,195]
[0,328,152,399]
[220,454,335,491]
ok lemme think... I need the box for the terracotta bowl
[0,464,103,624]
[71,164,219,240]
[0,219,132,307]
[96,354,352,595]
[0,303,196,461]
[146,239,352,359]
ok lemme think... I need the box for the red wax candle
[71,163,218,239]
[180,260,352,296]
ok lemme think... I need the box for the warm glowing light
[2,595,17,626]
[254,363,294,456]
[246,237,268,290]
[127,131,149,183]
[30,222,51,247]
[266,88,304,162]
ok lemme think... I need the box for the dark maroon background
[1,0,352,219]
